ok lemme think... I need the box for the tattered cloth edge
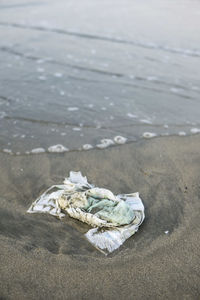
[85,193,144,254]
[27,171,145,255]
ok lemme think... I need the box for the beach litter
[27,171,145,254]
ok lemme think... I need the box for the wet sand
[1,0,200,154]
[0,135,200,299]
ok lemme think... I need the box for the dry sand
[0,135,200,299]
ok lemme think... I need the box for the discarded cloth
[27,171,145,254]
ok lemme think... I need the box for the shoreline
[1,132,200,156]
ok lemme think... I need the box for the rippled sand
[0,135,200,299]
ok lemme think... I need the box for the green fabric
[84,196,134,226]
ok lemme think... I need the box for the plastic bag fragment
[27,171,145,254]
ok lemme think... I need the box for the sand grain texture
[0,135,200,299]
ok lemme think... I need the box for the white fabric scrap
[27,171,145,254]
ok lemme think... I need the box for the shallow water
[0,0,200,154]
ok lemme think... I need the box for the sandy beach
[0,135,200,299]
[1,0,200,298]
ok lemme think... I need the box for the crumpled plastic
[27,171,145,254]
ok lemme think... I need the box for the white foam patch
[190,128,200,134]
[170,87,180,93]
[3,149,12,154]
[143,132,157,138]
[54,72,63,78]
[127,113,137,118]
[37,59,45,64]
[178,131,186,136]
[48,144,69,153]
[67,107,79,111]
[38,76,46,81]
[114,136,127,144]
[59,90,65,96]
[140,119,152,124]
[31,148,46,154]
[88,104,94,108]
[96,139,114,149]
[72,127,81,131]
[82,144,93,150]
[147,76,158,81]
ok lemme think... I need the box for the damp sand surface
[0,135,200,299]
